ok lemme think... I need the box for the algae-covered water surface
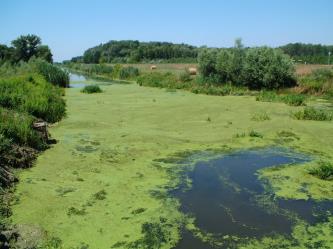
[10,75,333,248]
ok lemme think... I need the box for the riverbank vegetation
[0,35,67,247]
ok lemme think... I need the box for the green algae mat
[10,82,333,248]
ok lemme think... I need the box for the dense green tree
[0,44,13,63]
[80,40,198,63]
[11,34,41,62]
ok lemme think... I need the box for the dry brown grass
[295,64,333,76]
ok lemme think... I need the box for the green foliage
[80,40,198,63]
[137,72,248,97]
[179,70,192,82]
[293,107,333,121]
[137,72,179,88]
[281,94,306,106]
[198,40,296,89]
[81,85,102,94]
[0,108,44,149]
[308,161,333,180]
[198,49,218,79]
[35,59,69,87]
[119,66,139,79]
[256,91,306,106]
[0,74,66,123]
[9,34,53,63]
[298,68,333,95]
[243,47,296,89]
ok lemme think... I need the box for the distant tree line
[279,43,333,64]
[0,34,53,64]
[71,40,198,63]
[70,40,333,65]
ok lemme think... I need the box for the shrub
[243,47,295,89]
[293,107,333,121]
[308,161,333,180]
[198,49,218,78]
[81,85,102,94]
[198,41,296,89]
[119,66,139,79]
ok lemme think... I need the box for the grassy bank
[0,60,67,246]
[10,81,333,248]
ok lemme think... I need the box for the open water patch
[171,147,333,249]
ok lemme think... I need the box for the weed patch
[81,85,102,94]
[292,107,333,121]
[308,161,333,180]
[251,111,271,121]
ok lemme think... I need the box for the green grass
[293,107,333,121]
[0,108,45,149]
[298,68,333,96]
[0,74,66,123]
[81,85,103,94]
[251,111,270,121]
[308,161,333,180]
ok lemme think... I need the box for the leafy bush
[35,60,69,87]
[81,85,102,94]
[308,161,333,180]
[293,107,333,121]
[119,66,139,79]
[243,47,295,89]
[198,40,296,89]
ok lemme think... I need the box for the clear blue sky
[1,0,332,62]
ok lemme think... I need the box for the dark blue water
[172,147,333,249]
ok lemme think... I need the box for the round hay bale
[150,65,157,70]
[188,67,197,75]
